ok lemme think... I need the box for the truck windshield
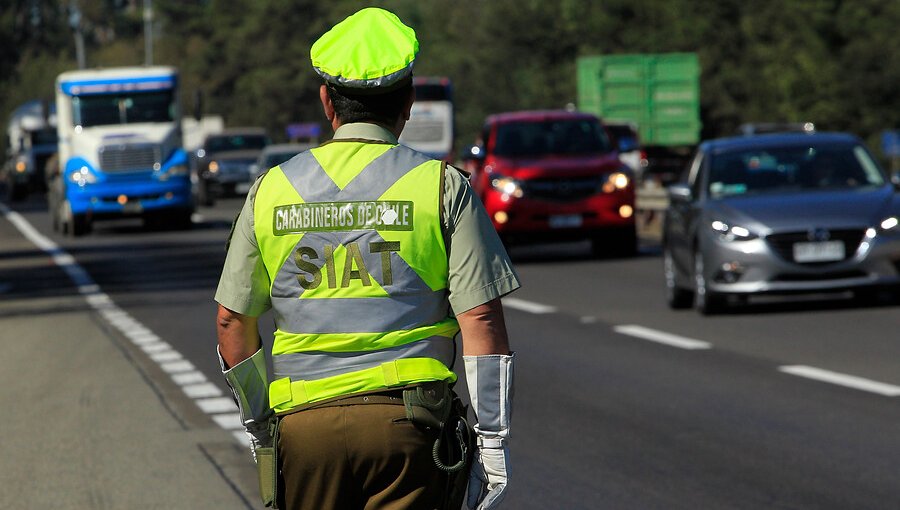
[72,90,175,127]
[494,119,613,157]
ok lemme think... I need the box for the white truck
[2,100,57,201]
[49,66,192,235]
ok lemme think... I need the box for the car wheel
[664,246,693,309]
[694,249,724,315]
[61,199,90,237]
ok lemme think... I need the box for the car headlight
[68,166,97,186]
[491,175,524,198]
[602,171,631,193]
[15,159,27,173]
[208,161,219,173]
[711,220,757,241]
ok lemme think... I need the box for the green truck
[577,52,700,184]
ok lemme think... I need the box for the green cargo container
[577,53,700,146]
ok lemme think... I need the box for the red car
[464,110,637,256]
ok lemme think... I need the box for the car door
[666,149,706,279]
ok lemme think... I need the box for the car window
[493,119,613,157]
[708,143,885,198]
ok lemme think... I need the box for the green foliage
[1,0,898,158]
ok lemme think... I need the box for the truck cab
[49,66,192,235]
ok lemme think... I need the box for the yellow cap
[311,8,418,92]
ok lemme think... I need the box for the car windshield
[708,143,885,198]
[493,118,613,157]
[73,91,175,127]
[207,134,269,152]
[32,128,58,145]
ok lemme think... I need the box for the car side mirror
[668,183,693,203]
[617,136,638,153]
[891,173,900,191]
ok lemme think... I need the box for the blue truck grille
[99,145,161,172]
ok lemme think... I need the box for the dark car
[464,110,637,256]
[663,132,900,314]
[194,128,270,205]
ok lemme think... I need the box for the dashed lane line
[614,324,713,350]
[502,297,558,314]
[0,202,249,445]
[495,292,897,399]
[779,365,900,397]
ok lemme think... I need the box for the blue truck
[49,66,193,235]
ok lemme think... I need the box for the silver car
[663,132,900,314]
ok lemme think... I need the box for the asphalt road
[3,194,899,509]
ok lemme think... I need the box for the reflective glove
[218,346,275,461]
[464,353,515,510]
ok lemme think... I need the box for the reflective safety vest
[253,140,459,413]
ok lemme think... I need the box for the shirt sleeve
[214,178,272,316]
[443,165,521,314]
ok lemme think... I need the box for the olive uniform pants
[278,393,450,510]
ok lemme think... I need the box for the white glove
[467,438,510,510]
[464,353,515,510]
[218,346,274,461]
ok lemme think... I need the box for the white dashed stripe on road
[614,324,713,350]
[779,365,900,397]
[0,203,247,442]
[502,297,558,314]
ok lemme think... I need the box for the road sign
[286,123,321,141]
[881,130,900,157]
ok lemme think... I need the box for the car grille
[99,145,161,172]
[766,229,865,265]
[522,177,602,202]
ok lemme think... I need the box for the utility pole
[144,0,154,66]
[69,0,86,69]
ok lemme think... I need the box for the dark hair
[326,80,413,127]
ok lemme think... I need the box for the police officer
[215,7,518,510]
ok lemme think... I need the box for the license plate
[548,214,582,228]
[235,182,251,194]
[792,241,845,262]
[122,200,143,214]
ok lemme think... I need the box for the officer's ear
[320,84,336,122]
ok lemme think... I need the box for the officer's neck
[332,116,406,138]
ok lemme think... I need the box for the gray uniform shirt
[215,122,520,317]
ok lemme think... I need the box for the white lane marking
[172,371,208,386]
[0,203,242,441]
[502,297,557,314]
[211,413,243,430]
[196,397,239,414]
[779,365,900,397]
[614,324,713,350]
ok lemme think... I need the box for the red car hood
[487,153,622,179]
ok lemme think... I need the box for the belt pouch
[402,380,452,430]
[256,418,280,508]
